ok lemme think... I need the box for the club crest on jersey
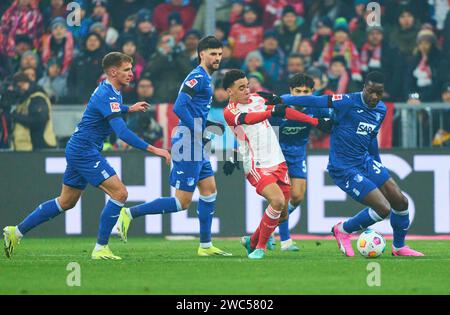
[332,94,343,101]
[187,177,195,187]
[185,78,198,88]
[356,122,376,135]
[110,102,120,112]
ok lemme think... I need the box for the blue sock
[390,209,410,248]
[96,199,123,246]
[343,207,383,233]
[130,197,181,218]
[18,198,63,235]
[197,193,216,245]
[279,202,300,242]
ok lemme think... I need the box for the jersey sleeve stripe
[106,112,122,121]
[181,85,195,98]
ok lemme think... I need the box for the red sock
[256,205,281,249]
[250,226,260,249]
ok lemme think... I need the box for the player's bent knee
[57,198,77,211]
[270,197,285,211]
[113,189,128,204]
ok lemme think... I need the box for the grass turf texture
[1,237,449,294]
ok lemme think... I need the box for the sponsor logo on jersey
[282,126,307,135]
[185,78,198,88]
[110,102,120,112]
[332,94,343,101]
[356,122,376,135]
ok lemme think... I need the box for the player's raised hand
[147,145,172,165]
[129,102,151,113]
[257,91,283,105]
[223,151,240,176]
[315,118,333,133]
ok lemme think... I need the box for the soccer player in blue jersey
[266,73,332,251]
[263,71,424,257]
[116,36,232,256]
[3,52,171,260]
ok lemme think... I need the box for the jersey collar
[198,65,211,79]
[105,79,121,96]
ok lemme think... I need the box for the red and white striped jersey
[223,94,285,173]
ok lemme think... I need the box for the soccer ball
[357,229,386,258]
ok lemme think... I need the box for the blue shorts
[63,149,116,190]
[328,157,390,203]
[283,146,307,179]
[170,159,214,192]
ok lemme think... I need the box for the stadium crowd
[0,0,450,150]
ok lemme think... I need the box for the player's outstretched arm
[108,116,171,164]
[128,101,151,113]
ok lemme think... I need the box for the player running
[3,52,171,260]
[263,73,332,252]
[264,71,424,257]
[115,36,232,256]
[222,70,330,259]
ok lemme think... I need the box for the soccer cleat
[241,236,254,255]
[91,245,122,260]
[281,243,300,252]
[267,233,276,250]
[248,248,265,259]
[3,226,21,259]
[197,245,232,257]
[332,222,355,257]
[392,245,424,257]
[116,207,131,243]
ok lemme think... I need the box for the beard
[206,62,220,74]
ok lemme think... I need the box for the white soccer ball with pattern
[357,229,386,258]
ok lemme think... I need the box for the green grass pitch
[1,237,449,294]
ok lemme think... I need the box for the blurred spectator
[259,0,304,29]
[127,78,163,146]
[182,29,202,67]
[37,58,67,103]
[10,35,34,73]
[23,66,37,83]
[311,16,333,62]
[229,0,244,25]
[123,14,137,33]
[42,0,67,29]
[192,0,232,34]
[109,0,146,34]
[11,72,57,150]
[405,28,446,102]
[275,53,305,94]
[385,0,432,28]
[212,79,228,108]
[0,0,43,57]
[306,66,328,95]
[127,9,158,62]
[228,4,264,60]
[42,17,74,75]
[218,41,242,70]
[153,0,196,33]
[20,50,42,78]
[320,17,362,83]
[360,25,398,100]
[389,5,421,58]
[324,55,352,94]
[297,38,314,68]
[66,32,105,103]
[68,0,91,49]
[214,21,230,44]
[258,29,285,87]
[308,0,348,35]
[89,19,119,48]
[348,0,369,49]
[168,11,185,43]
[248,71,269,93]
[443,10,450,54]
[91,0,110,29]
[275,5,308,57]
[241,50,268,83]
[142,32,191,103]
